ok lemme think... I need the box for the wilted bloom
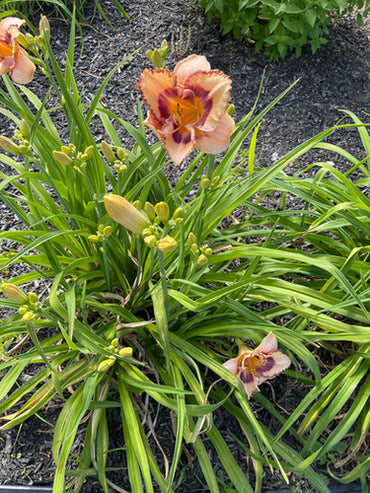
[137,54,235,165]
[0,17,35,84]
[104,194,150,234]
[223,332,291,399]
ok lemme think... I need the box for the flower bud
[197,254,208,266]
[104,194,150,234]
[116,148,128,161]
[110,338,119,348]
[84,145,94,160]
[0,136,21,155]
[157,235,178,253]
[22,311,35,322]
[227,104,235,116]
[132,200,141,211]
[39,15,50,41]
[188,232,197,246]
[118,347,133,357]
[145,202,156,221]
[19,305,28,315]
[154,202,170,223]
[173,207,184,220]
[2,283,28,304]
[97,357,116,372]
[144,235,157,248]
[210,175,220,189]
[20,120,31,138]
[103,226,112,237]
[53,150,73,166]
[88,234,100,243]
[200,176,210,189]
[204,247,213,256]
[28,292,39,304]
[101,141,115,163]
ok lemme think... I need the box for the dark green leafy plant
[189,0,369,59]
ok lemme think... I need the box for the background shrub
[189,0,369,59]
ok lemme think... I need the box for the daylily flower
[136,54,235,165]
[104,194,150,234]
[223,332,291,399]
[0,17,35,84]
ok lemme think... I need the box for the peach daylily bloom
[136,54,235,165]
[0,17,35,84]
[223,332,291,399]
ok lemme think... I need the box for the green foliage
[0,14,369,493]
[189,0,369,59]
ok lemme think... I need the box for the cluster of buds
[200,174,221,191]
[88,224,112,244]
[146,40,168,68]
[2,249,17,259]
[97,337,133,372]
[101,141,129,174]
[1,283,41,322]
[104,195,180,253]
[188,232,213,266]
[0,119,32,155]
[18,15,50,57]
[53,143,94,169]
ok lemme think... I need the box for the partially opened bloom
[223,332,291,399]
[136,54,235,165]
[0,17,35,84]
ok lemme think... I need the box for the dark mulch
[0,0,369,491]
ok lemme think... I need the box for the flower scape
[0,9,369,493]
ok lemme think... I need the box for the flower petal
[256,351,291,384]
[186,71,232,129]
[0,56,16,76]
[256,332,278,353]
[195,113,235,154]
[174,54,210,84]
[239,370,259,399]
[0,17,24,34]
[11,48,35,84]
[223,356,239,375]
[136,68,177,122]
[160,121,195,165]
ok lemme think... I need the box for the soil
[0,0,369,491]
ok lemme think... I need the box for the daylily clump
[137,54,235,165]
[223,332,291,399]
[0,17,35,84]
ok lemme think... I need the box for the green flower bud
[84,145,94,160]
[200,176,210,189]
[2,283,28,304]
[19,119,31,138]
[116,148,128,161]
[103,226,112,237]
[145,202,156,221]
[118,347,133,357]
[173,207,184,220]
[39,15,50,41]
[53,150,73,166]
[154,202,170,223]
[0,136,21,155]
[144,235,157,248]
[28,292,38,304]
[191,243,199,253]
[101,141,115,163]
[227,104,235,116]
[204,247,213,256]
[60,145,72,155]
[97,357,116,372]
[210,175,220,189]
[18,305,28,315]
[157,235,178,253]
[132,200,141,211]
[111,338,119,348]
[22,311,35,322]
[88,234,100,243]
[188,232,197,246]
[197,254,208,266]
